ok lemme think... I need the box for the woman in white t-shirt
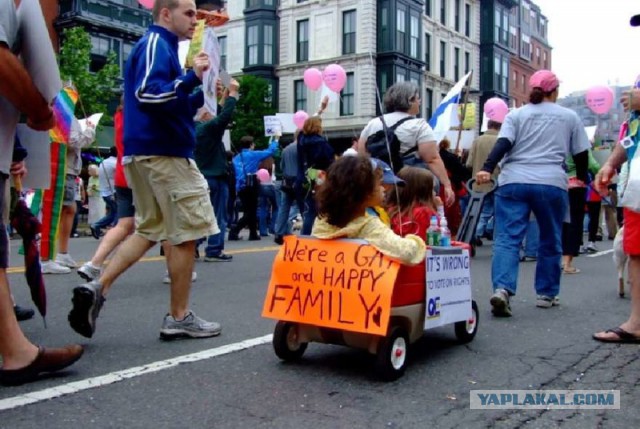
[357,81,454,207]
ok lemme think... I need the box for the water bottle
[440,217,451,247]
[427,215,440,246]
[437,205,445,221]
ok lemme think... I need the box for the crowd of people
[2,0,640,389]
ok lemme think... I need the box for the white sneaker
[162,271,197,284]
[41,260,71,274]
[78,262,101,281]
[55,253,77,268]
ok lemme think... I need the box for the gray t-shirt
[360,112,436,156]
[498,102,591,190]
[0,0,19,175]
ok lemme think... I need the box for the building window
[543,50,548,68]
[123,42,133,64]
[536,46,541,65]
[91,35,110,56]
[218,36,227,70]
[247,25,259,65]
[409,13,419,58]
[493,53,508,93]
[263,25,274,64]
[440,41,446,78]
[513,70,518,88]
[425,33,431,72]
[494,6,509,46]
[342,10,356,55]
[340,73,354,116]
[454,47,460,81]
[396,6,406,53]
[425,0,431,17]
[521,34,531,60]
[464,51,470,74]
[465,3,470,37]
[440,0,446,25]
[294,79,307,112]
[297,19,309,62]
[521,74,526,91]
[426,88,433,121]
[455,0,461,32]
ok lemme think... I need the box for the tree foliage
[231,75,276,149]
[58,27,120,121]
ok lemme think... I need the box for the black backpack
[365,116,415,173]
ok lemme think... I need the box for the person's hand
[10,161,27,178]
[434,196,443,207]
[27,106,55,131]
[193,51,210,80]
[316,95,329,115]
[443,185,455,207]
[228,78,240,98]
[594,163,616,194]
[621,88,640,112]
[476,170,491,185]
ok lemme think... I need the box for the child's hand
[434,196,443,208]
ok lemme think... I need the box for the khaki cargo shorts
[124,156,219,245]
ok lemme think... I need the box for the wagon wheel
[454,300,479,343]
[273,321,308,361]
[374,325,410,381]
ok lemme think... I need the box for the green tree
[58,27,120,121]
[231,75,276,149]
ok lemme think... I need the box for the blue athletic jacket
[123,25,204,158]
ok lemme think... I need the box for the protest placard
[263,116,282,136]
[424,247,472,329]
[185,20,206,69]
[263,236,400,336]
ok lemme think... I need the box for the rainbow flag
[30,143,67,261]
[49,86,78,143]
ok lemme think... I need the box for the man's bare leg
[166,240,196,320]
[98,233,155,295]
[0,270,38,369]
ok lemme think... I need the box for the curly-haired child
[312,155,426,265]
[388,166,442,238]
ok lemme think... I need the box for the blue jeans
[302,191,317,236]
[475,193,494,238]
[275,186,303,236]
[204,177,229,257]
[258,184,278,236]
[523,217,539,257]
[492,183,567,297]
[93,194,118,230]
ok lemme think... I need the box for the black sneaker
[228,232,241,241]
[204,253,233,262]
[68,282,105,338]
[14,305,34,321]
[89,225,101,240]
[274,235,284,245]
[248,235,261,241]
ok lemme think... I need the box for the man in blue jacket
[229,136,279,241]
[68,0,221,340]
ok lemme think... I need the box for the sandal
[562,266,580,274]
[593,327,640,343]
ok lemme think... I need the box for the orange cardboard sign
[262,236,400,336]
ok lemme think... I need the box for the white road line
[0,334,273,412]
[586,249,614,258]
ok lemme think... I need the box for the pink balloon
[483,97,509,123]
[303,68,323,91]
[323,64,347,92]
[293,110,309,130]
[138,0,154,8]
[585,86,614,115]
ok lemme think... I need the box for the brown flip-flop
[593,327,640,343]
[563,266,580,274]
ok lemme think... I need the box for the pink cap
[256,168,271,184]
[529,70,559,92]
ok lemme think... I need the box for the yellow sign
[458,103,476,129]
[185,19,206,69]
[262,236,400,336]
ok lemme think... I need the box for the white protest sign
[275,113,297,133]
[445,130,476,150]
[264,116,282,136]
[202,26,221,116]
[424,247,472,329]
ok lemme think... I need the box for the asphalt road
[0,235,638,428]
